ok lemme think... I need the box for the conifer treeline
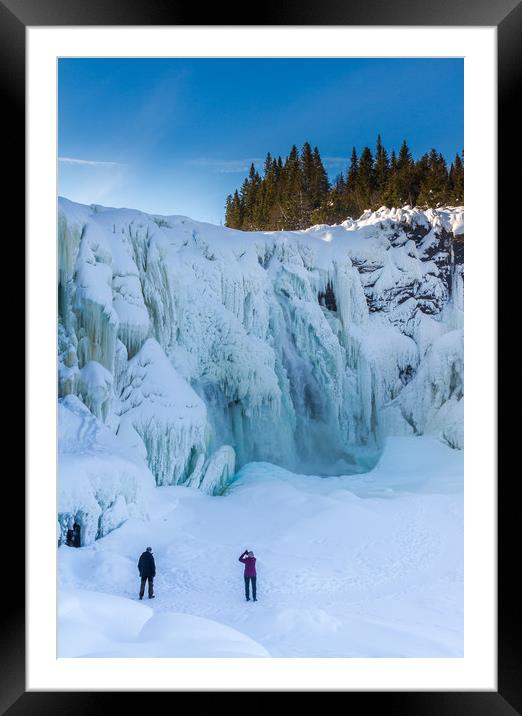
[225,137,464,231]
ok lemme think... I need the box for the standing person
[66,523,74,547]
[72,522,81,548]
[138,546,156,600]
[239,549,257,602]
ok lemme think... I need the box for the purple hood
[239,552,257,577]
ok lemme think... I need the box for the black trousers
[140,576,154,598]
[244,575,256,600]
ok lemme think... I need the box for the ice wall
[58,198,464,512]
[58,395,155,546]
[116,338,209,487]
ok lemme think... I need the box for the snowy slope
[58,198,463,540]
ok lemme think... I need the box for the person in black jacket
[138,546,156,599]
[72,522,81,548]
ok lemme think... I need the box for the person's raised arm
[239,549,248,562]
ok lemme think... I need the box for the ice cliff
[58,198,463,542]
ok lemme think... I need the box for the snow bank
[59,589,270,657]
[360,435,464,494]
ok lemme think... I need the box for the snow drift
[59,589,270,657]
[58,198,463,542]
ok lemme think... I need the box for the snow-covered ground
[59,436,463,658]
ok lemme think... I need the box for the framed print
[6,0,520,710]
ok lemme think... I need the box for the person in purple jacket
[239,549,257,601]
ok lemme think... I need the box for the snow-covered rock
[388,329,464,449]
[77,360,113,422]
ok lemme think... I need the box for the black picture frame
[7,0,519,710]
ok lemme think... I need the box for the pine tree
[417,149,450,207]
[331,173,348,223]
[240,163,262,230]
[225,138,462,229]
[259,152,276,228]
[311,146,330,209]
[281,145,304,229]
[343,147,359,217]
[449,151,464,204]
[224,190,242,228]
[225,194,233,227]
[271,156,284,228]
[374,134,390,201]
[301,142,315,194]
[382,148,401,207]
[396,140,415,206]
[413,152,431,206]
[397,140,413,170]
[300,142,315,227]
[354,146,375,213]
[347,147,358,186]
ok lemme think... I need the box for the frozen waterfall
[58,198,464,542]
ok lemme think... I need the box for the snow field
[59,437,463,657]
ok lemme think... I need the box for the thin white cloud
[186,158,262,174]
[59,157,124,168]
[322,156,349,167]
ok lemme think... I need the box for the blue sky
[58,58,463,224]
